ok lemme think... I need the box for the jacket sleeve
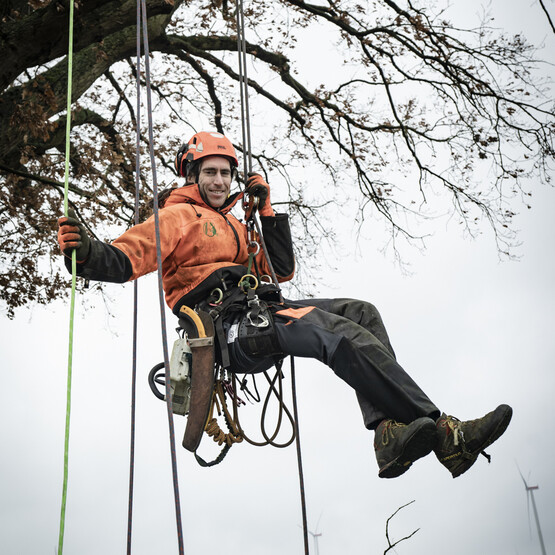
[258,213,295,281]
[64,209,181,283]
[64,239,133,283]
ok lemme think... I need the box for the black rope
[235,0,253,174]
[231,363,296,449]
[126,2,142,551]
[250,215,283,303]
[235,3,308,552]
[139,1,185,553]
[291,357,310,555]
[235,0,283,301]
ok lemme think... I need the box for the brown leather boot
[434,404,513,478]
[374,417,438,478]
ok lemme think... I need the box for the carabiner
[243,193,260,221]
[209,288,224,305]
[238,273,259,291]
[248,240,261,256]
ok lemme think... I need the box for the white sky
[1,1,554,554]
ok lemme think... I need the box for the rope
[235,0,283,301]
[234,5,308,552]
[139,1,185,552]
[126,1,143,551]
[235,0,253,174]
[291,357,310,555]
[231,365,296,448]
[57,0,76,552]
[56,4,183,553]
[205,382,244,447]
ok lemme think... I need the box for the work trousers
[225,297,440,430]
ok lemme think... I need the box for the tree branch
[384,500,420,554]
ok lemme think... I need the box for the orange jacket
[107,184,294,310]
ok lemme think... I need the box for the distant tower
[308,513,323,555]
[308,529,322,555]
[519,469,547,555]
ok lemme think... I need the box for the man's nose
[213,171,224,185]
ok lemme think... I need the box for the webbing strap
[139,1,185,553]
[58,1,76,553]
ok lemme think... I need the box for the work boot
[434,404,513,478]
[374,417,438,479]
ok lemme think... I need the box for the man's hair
[185,160,201,183]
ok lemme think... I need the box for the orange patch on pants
[275,306,315,319]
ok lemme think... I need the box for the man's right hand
[57,208,91,262]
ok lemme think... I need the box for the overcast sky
[1,1,554,554]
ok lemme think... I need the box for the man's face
[197,156,232,208]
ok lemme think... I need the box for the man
[58,131,512,479]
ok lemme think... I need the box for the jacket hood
[164,184,243,214]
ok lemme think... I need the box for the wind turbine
[518,468,547,555]
[308,528,322,555]
[308,512,323,555]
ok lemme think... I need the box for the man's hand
[57,208,91,262]
[246,173,273,216]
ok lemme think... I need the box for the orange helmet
[174,131,238,177]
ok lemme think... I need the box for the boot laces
[444,415,464,447]
[381,420,403,446]
[443,414,491,462]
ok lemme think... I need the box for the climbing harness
[148,277,289,459]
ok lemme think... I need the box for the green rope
[58,1,76,553]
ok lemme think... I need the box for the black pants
[225,297,440,430]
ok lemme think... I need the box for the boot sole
[379,419,438,479]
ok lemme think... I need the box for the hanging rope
[291,357,310,555]
[235,0,283,302]
[235,0,253,174]
[231,364,296,448]
[57,0,76,552]
[138,1,185,552]
[126,1,143,552]
[234,3,309,553]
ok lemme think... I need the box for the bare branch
[384,500,420,554]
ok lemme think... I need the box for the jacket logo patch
[203,222,217,237]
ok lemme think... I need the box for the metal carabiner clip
[238,273,259,291]
[243,194,260,221]
[209,288,224,305]
[248,240,261,256]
